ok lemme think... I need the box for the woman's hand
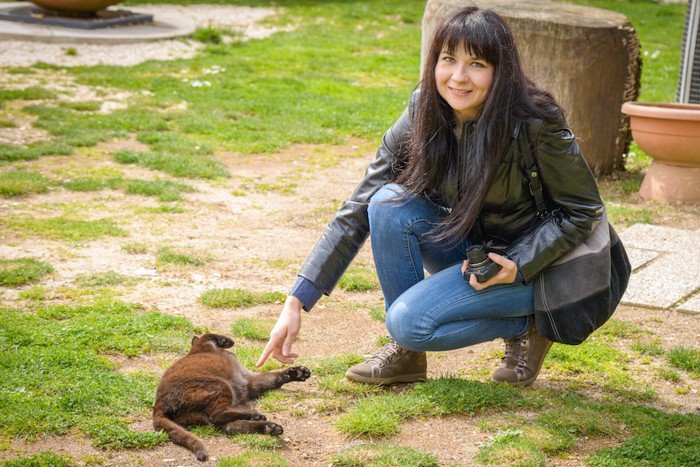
[462,252,518,291]
[256,295,303,366]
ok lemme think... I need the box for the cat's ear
[191,335,200,346]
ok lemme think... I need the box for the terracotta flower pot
[30,0,123,12]
[621,101,700,204]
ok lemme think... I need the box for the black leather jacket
[299,95,603,296]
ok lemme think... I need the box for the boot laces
[367,342,403,367]
[502,336,529,371]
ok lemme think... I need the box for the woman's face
[434,44,494,124]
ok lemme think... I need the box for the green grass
[3,451,72,467]
[0,171,52,197]
[338,267,380,292]
[0,258,53,286]
[155,246,206,266]
[331,442,439,466]
[0,301,195,444]
[2,216,126,242]
[231,317,277,341]
[199,288,285,309]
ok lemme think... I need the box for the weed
[231,317,276,341]
[4,451,71,467]
[338,267,379,292]
[219,451,288,467]
[0,171,52,197]
[122,242,148,254]
[331,442,439,466]
[17,285,47,301]
[667,347,700,373]
[230,433,284,450]
[156,246,205,266]
[199,288,285,309]
[0,258,53,286]
[75,271,137,288]
[62,177,106,192]
[3,216,126,242]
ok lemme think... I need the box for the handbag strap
[516,119,547,216]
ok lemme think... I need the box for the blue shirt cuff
[290,276,322,311]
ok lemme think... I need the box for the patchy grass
[0,171,53,197]
[338,267,380,292]
[2,216,126,242]
[0,258,53,286]
[331,442,440,466]
[0,301,195,444]
[199,288,285,309]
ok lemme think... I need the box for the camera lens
[466,245,489,267]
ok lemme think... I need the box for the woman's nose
[452,64,470,82]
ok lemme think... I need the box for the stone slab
[677,292,700,315]
[619,223,700,254]
[622,252,700,309]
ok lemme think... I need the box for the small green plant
[82,416,167,450]
[0,171,52,197]
[4,451,71,467]
[193,26,224,44]
[62,177,106,192]
[3,216,126,242]
[117,178,195,202]
[156,247,205,266]
[199,288,285,309]
[122,242,148,254]
[218,451,288,467]
[338,267,379,292]
[75,271,137,288]
[63,47,78,56]
[657,368,682,383]
[667,347,700,373]
[331,442,439,466]
[230,433,284,450]
[17,285,47,301]
[0,258,53,286]
[231,317,276,341]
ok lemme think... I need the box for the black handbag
[517,121,632,345]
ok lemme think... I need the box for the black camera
[464,244,501,283]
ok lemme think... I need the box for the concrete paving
[0,2,195,43]
[620,224,700,314]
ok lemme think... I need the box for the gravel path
[0,4,285,67]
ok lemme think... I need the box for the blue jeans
[368,184,533,352]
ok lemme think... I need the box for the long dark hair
[396,7,564,243]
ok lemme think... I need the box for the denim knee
[385,300,431,351]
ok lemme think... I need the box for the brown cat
[153,333,311,462]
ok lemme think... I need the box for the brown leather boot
[492,318,552,387]
[345,341,427,385]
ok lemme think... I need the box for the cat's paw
[263,422,283,436]
[288,366,311,381]
[249,412,267,421]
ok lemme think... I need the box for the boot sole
[345,370,427,385]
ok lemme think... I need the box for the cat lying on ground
[153,333,311,461]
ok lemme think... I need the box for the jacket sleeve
[506,121,604,283]
[298,102,414,296]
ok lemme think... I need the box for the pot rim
[621,101,700,121]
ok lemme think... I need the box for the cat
[153,333,311,462]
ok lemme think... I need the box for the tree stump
[422,0,641,174]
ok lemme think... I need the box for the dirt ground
[1,128,699,466]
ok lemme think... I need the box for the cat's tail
[153,408,208,462]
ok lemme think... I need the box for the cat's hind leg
[222,419,284,436]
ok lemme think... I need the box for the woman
[257,7,603,387]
